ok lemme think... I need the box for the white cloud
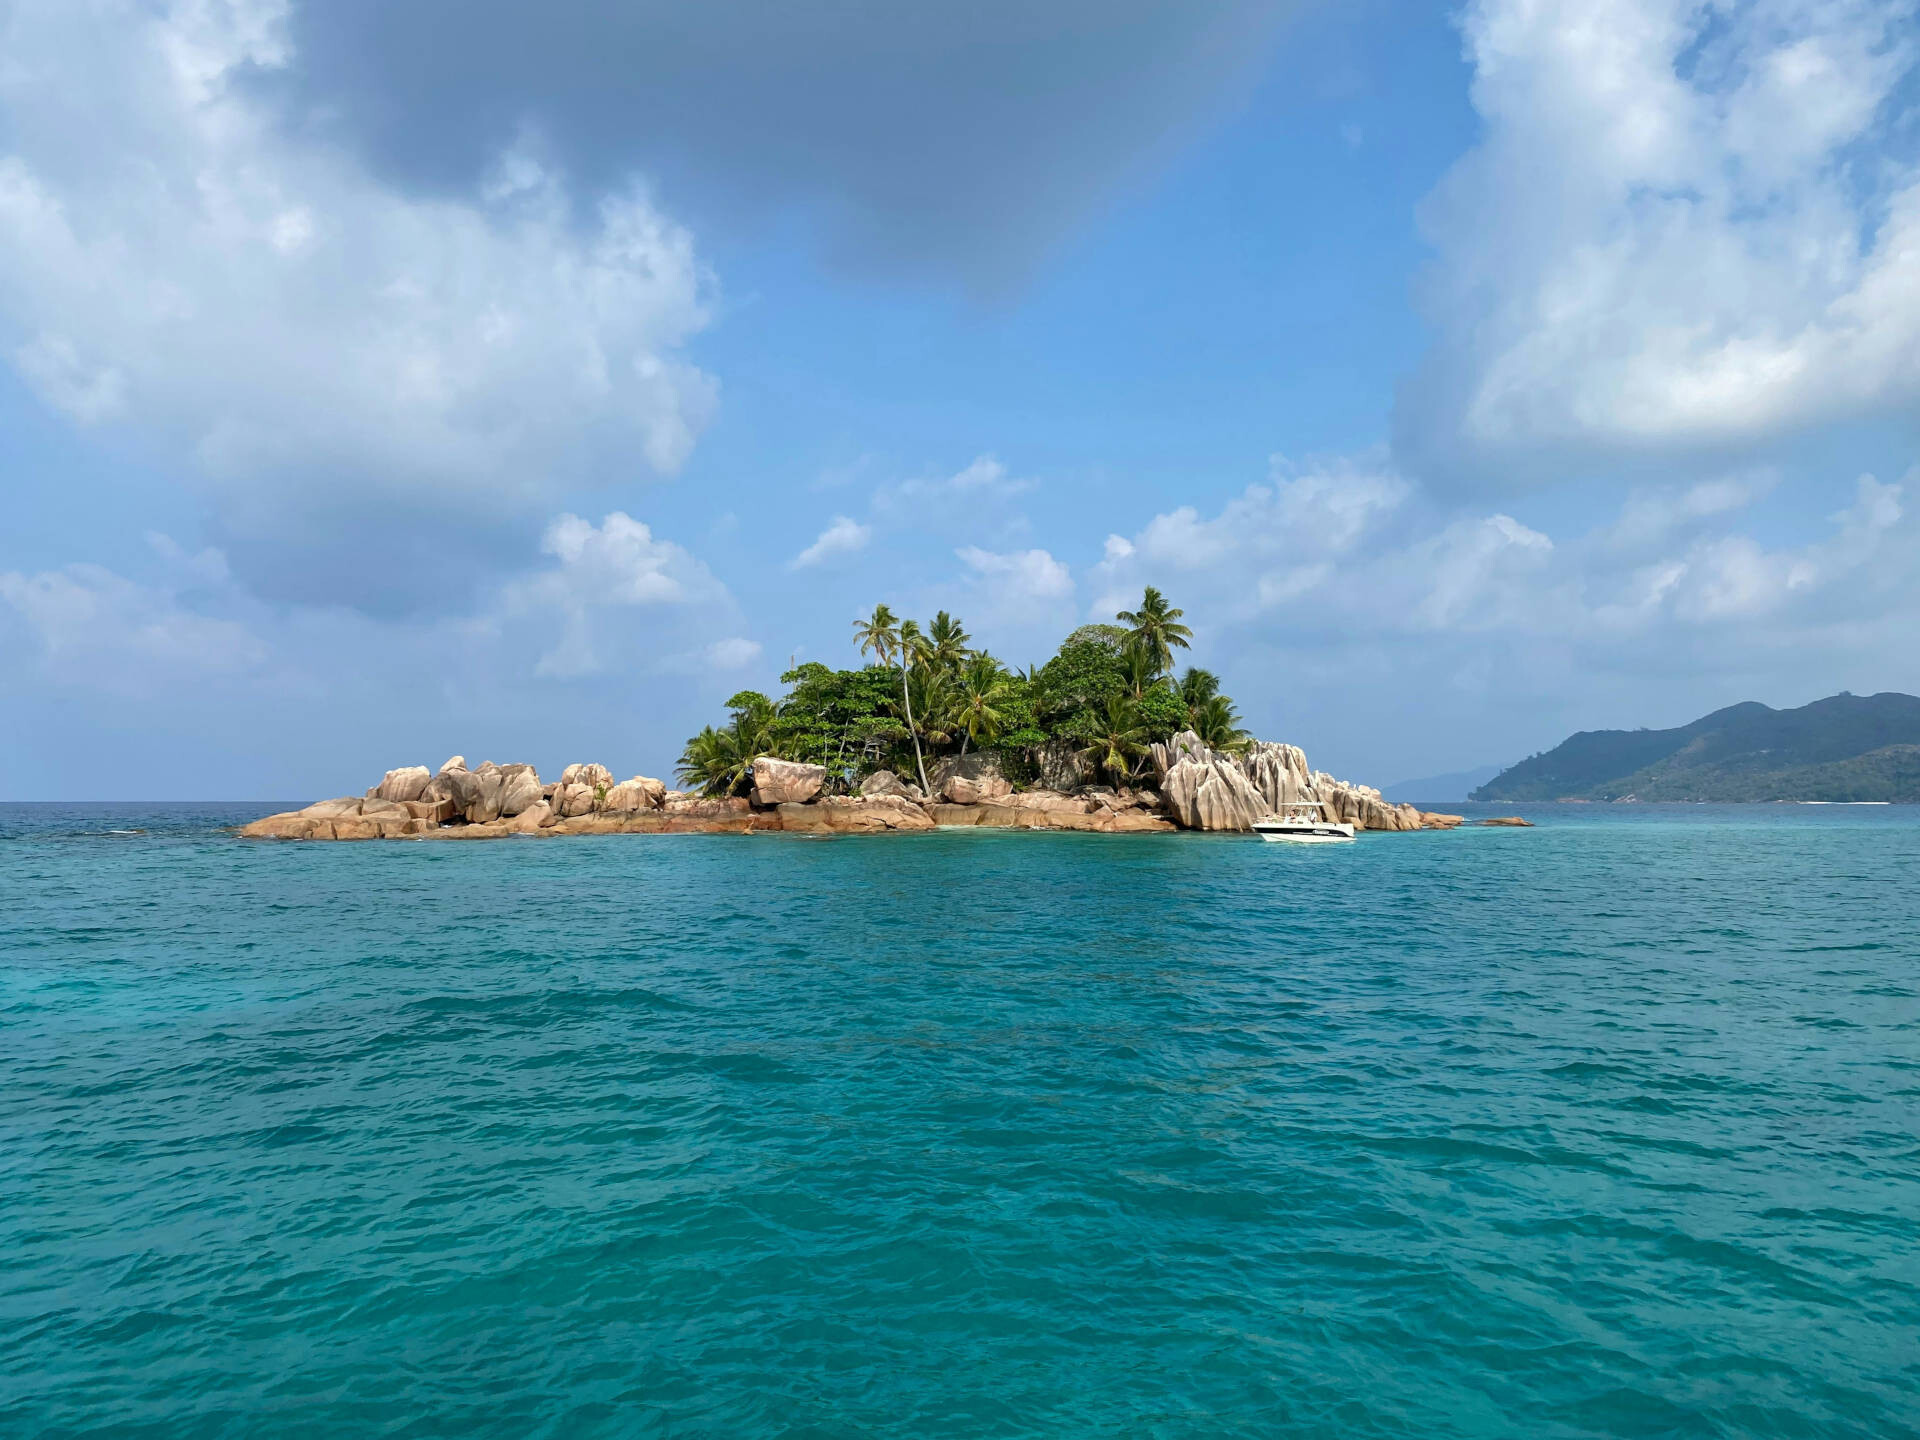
[0,0,716,600]
[504,512,732,677]
[0,559,267,685]
[873,453,1036,526]
[1090,453,1410,620]
[704,636,763,669]
[956,544,1073,600]
[949,544,1077,638]
[790,516,872,569]
[1404,0,1920,476]
[1097,455,1913,656]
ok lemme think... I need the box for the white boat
[1252,800,1356,844]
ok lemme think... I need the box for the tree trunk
[901,664,931,796]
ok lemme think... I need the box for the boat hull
[1253,825,1355,844]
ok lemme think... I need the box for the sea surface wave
[3,802,1917,1437]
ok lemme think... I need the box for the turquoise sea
[2,802,1916,1438]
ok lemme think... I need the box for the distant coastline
[1474,693,1920,803]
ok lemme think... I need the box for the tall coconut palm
[954,654,1015,756]
[1178,666,1221,719]
[853,603,931,796]
[1191,693,1249,754]
[918,610,973,677]
[1079,694,1151,785]
[1115,586,1193,678]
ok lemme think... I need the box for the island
[1473,692,1920,803]
[241,589,1467,841]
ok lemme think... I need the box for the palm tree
[1079,693,1151,785]
[676,725,736,796]
[853,603,931,796]
[1191,693,1249,754]
[1178,667,1221,719]
[954,654,1015,756]
[918,610,972,676]
[1121,642,1157,701]
[677,695,774,797]
[1115,586,1193,678]
[901,662,956,755]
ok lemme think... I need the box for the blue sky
[4,0,1918,799]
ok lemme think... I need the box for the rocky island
[241,588,1466,841]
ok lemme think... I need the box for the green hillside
[1473,693,1920,802]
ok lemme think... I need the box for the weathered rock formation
[1148,730,1453,834]
[1160,749,1270,832]
[241,736,1469,842]
[751,757,827,806]
[859,769,924,803]
[941,772,1012,805]
[372,766,431,803]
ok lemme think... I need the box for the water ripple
[1,802,1917,1438]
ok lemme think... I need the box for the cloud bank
[0,0,717,610]
[1402,0,1920,482]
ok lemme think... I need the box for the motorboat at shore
[1252,800,1356,844]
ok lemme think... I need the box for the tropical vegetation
[676,588,1251,797]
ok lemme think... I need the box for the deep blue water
[2,801,1917,1438]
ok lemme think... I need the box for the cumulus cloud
[956,545,1073,600]
[1087,453,1919,776]
[1089,453,1410,620]
[0,556,268,691]
[704,636,762,669]
[1401,0,1920,480]
[0,0,717,608]
[504,511,732,677]
[872,453,1037,530]
[1095,455,1915,675]
[790,516,872,569]
[950,543,1077,637]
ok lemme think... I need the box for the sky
[4,0,1919,800]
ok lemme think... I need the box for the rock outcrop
[859,769,924,802]
[242,736,1473,843]
[373,766,431,803]
[604,776,667,812]
[941,772,1012,805]
[560,762,614,792]
[750,757,827,807]
[1146,730,1455,834]
[1160,749,1270,832]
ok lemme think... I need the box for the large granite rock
[750,757,826,806]
[1240,741,1315,810]
[1034,741,1088,792]
[1161,754,1268,831]
[859,769,924,803]
[560,762,614,792]
[554,783,597,818]
[931,752,1008,795]
[604,776,667,812]
[374,766,431,803]
[942,772,1012,805]
[774,796,934,833]
[449,761,543,823]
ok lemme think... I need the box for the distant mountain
[1473,693,1920,802]
[1383,763,1508,803]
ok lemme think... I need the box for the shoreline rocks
[239,736,1476,842]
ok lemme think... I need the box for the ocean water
[2,801,1916,1439]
